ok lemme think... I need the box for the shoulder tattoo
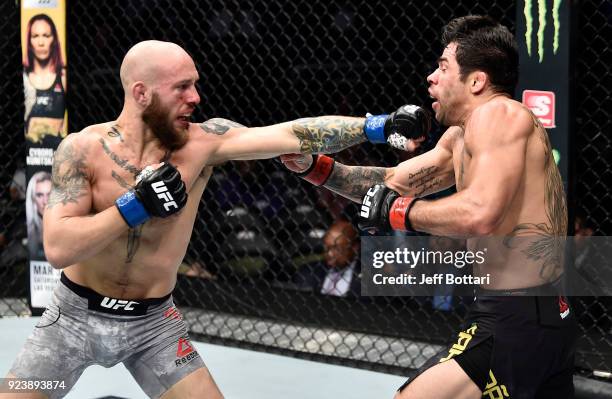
[199,118,245,135]
[47,136,89,208]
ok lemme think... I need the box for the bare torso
[451,98,567,289]
[63,122,215,299]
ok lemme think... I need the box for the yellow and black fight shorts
[398,285,577,398]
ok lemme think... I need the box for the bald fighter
[2,40,429,399]
[283,16,576,399]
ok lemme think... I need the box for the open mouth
[176,115,191,129]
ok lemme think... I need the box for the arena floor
[0,316,406,399]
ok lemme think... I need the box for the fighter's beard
[142,92,188,151]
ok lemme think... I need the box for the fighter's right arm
[202,104,430,163]
[284,127,457,203]
[43,133,129,268]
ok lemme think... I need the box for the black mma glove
[115,163,188,227]
[364,104,431,150]
[358,184,419,232]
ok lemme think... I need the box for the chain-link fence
[1,0,611,391]
[0,1,29,317]
[572,0,612,382]
[575,1,612,236]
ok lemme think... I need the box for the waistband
[475,278,563,297]
[61,273,171,316]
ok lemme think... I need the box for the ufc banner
[21,0,67,311]
[516,0,571,184]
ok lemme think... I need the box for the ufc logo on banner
[360,186,379,217]
[151,181,179,211]
[100,297,139,311]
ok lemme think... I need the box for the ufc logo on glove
[360,186,380,217]
[152,181,179,211]
[115,163,188,227]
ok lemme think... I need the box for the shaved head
[117,40,199,151]
[120,40,194,93]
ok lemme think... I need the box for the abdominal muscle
[63,170,212,300]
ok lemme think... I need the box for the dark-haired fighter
[283,16,576,399]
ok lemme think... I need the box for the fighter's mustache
[141,93,189,151]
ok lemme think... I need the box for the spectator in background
[293,219,360,297]
[26,171,51,260]
[23,13,67,147]
[0,166,28,265]
[1,167,26,249]
[429,235,466,311]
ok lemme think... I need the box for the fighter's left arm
[408,101,532,236]
[200,116,367,164]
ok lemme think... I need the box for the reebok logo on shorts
[559,296,570,319]
[177,338,193,357]
[175,337,199,367]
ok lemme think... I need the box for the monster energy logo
[524,0,562,62]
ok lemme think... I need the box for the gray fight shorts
[10,273,205,398]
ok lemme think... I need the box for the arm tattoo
[112,171,133,190]
[458,147,466,190]
[47,137,89,208]
[503,120,568,280]
[407,166,442,197]
[126,225,144,263]
[100,138,141,177]
[324,163,387,203]
[541,126,568,237]
[199,118,245,135]
[107,125,124,142]
[292,117,367,153]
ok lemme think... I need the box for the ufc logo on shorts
[360,186,379,217]
[151,181,178,211]
[100,297,139,311]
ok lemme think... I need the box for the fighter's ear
[469,71,488,94]
[131,81,149,106]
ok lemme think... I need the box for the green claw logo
[524,0,563,62]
